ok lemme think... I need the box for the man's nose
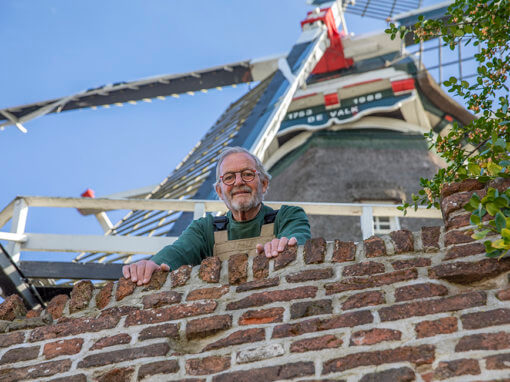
[233,172,245,186]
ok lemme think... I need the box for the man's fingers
[288,237,297,246]
[160,263,170,272]
[143,262,156,284]
[256,243,264,254]
[122,265,130,279]
[129,263,139,282]
[270,238,280,257]
[136,262,146,286]
[277,237,289,252]
[264,242,272,258]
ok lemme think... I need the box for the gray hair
[214,146,271,187]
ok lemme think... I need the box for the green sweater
[151,204,311,270]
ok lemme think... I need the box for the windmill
[0,0,476,307]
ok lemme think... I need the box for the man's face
[215,153,268,213]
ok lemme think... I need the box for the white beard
[223,184,263,213]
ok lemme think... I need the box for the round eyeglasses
[220,169,258,185]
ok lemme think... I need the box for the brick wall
[0,181,510,381]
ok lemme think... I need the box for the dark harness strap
[213,210,279,232]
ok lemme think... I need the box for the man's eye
[242,170,255,178]
[223,173,235,182]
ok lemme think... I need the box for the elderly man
[122,147,311,285]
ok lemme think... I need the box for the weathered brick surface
[187,285,229,300]
[444,242,485,259]
[138,323,179,341]
[228,253,248,285]
[236,277,278,292]
[200,256,221,283]
[422,226,441,252]
[325,269,418,295]
[69,280,93,313]
[252,253,269,279]
[227,286,317,310]
[285,268,333,282]
[359,367,415,382]
[497,287,510,301]
[290,335,342,353]
[186,314,232,340]
[441,189,485,218]
[46,294,69,319]
[138,360,179,379]
[392,257,431,270]
[461,308,510,330]
[142,290,182,309]
[0,345,39,365]
[203,328,265,351]
[440,179,484,199]
[0,332,24,348]
[186,355,230,376]
[26,308,42,318]
[304,237,326,264]
[90,333,131,350]
[212,362,314,382]
[0,294,26,321]
[364,236,386,257]
[332,240,356,262]
[415,317,458,338]
[445,212,471,230]
[290,299,332,319]
[96,367,134,382]
[115,277,136,301]
[171,265,192,287]
[434,358,480,379]
[350,328,401,346]
[48,374,86,382]
[394,282,448,302]
[274,244,297,270]
[390,230,414,253]
[343,261,385,277]
[455,331,510,351]
[125,300,217,326]
[486,352,510,369]
[43,338,83,359]
[444,229,475,246]
[379,291,486,321]
[0,359,71,381]
[143,269,168,290]
[78,342,169,368]
[323,345,435,373]
[238,307,284,325]
[95,281,113,310]
[342,291,385,310]
[430,258,510,284]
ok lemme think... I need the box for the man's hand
[122,260,170,286]
[256,237,297,258]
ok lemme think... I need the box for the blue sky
[0,0,444,262]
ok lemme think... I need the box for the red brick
[138,323,179,341]
[325,269,418,295]
[434,358,480,379]
[379,291,486,321]
[286,268,333,283]
[138,360,179,379]
[142,291,182,309]
[69,280,93,313]
[98,305,139,319]
[203,328,265,351]
[445,212,471,230]
[46,294,69,319]
[455,331,510,352]
[96,367,134,382]
[350,328,401,346]
[497,287,510,301]
[115,277,136,301]
[291,299,332,319]
[359,367,415,382]
[364,236,387,257]
[26,308,42,318]
[0,359,71,382]
[415,317,458,338]
[444,242,485,259]
[186,314,232,340]
[0,294,26,321]
[78,342,169,368]
[429,258,510,284]
[48,374,86,382]
[342,291,384,310]
[441,189,485,218]
[200,256,221,283]
[125,300,217,326]
[90,333,131,350]
[0,332,24,348]
[390,230,414,253]
[392,257,431,270]
[252,253,269,279]
[227,286,317,310]
[171,265,192,287]
[239,307,284,325]
[274,244,297,270]
[422,226,441,252]
[236,277,279,292]
[444,229,475,246]
[228,253,248,285]
[394,282,448,302]
[186,355,230,376]
[0,345,39,365]
[461,308,510,329]
[272,310,373,339]
[486,352,510,369]
[95,281,113,310]
[43,338,83,359]
[29,314,120,342]
[187,285,229,300]
[332,240,356,262]
[322,345,435,374]
[342,261,385,276]
[143,269,168,290]
[441,179,484,199]
[304,237,326,264]
[291,335,342,353]
[212,362,314,382]
[489,177,510,192]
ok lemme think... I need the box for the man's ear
[261,178,269,194]
[215,183,223,200]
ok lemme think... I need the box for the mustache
[229,186,252,196]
